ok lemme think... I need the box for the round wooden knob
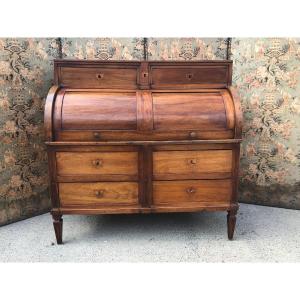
[189,159,197,165]
[93,132,100,139]
[95,190,104,198]
[186,187,196,194]
[189,132,197,139]
[92,159,103,167]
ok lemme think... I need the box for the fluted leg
[227,208,238,240]
[52,213,63,244]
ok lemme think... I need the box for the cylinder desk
[44,60,242,244]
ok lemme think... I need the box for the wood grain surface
[153,150,232,180]
[153,180,232,206]
[56,151,138,176]
[59,182,138,206]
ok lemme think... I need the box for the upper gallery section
[54,60,233,89]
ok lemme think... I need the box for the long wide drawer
[153,150,232,180]
[59,182,139,207]
[153,179,232,207]
[56,152,138,177]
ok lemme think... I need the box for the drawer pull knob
[189,131,197,138]
[95,190,104,198]
[93,132,100,139]
[186,73,193,80]
[186,187,196,194]
[92,159,103,167]
[96,73,104,79]
[189,159,197,165]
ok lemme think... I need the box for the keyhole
[143,72,148,78]
[187,73,193,80]
[96,73,104,79]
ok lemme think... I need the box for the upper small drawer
[150,64,230,89]
[58,66,138,89]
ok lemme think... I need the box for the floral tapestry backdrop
[0,38,60,225]
[1,37,300,226]
[147,38,228,60]
[61,38,145,60]
[232,38,300,208]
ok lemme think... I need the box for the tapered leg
[52,213,63,244]
[227,208,238,240]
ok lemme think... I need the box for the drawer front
[59,182,138,206]
[59,67,138,88]
[153,150,232,180]
[56,152,138,176]
[150,66,228,88]
[153,180,232,207]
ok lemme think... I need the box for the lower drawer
[59,182,138,207]
[153,179,232,207]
